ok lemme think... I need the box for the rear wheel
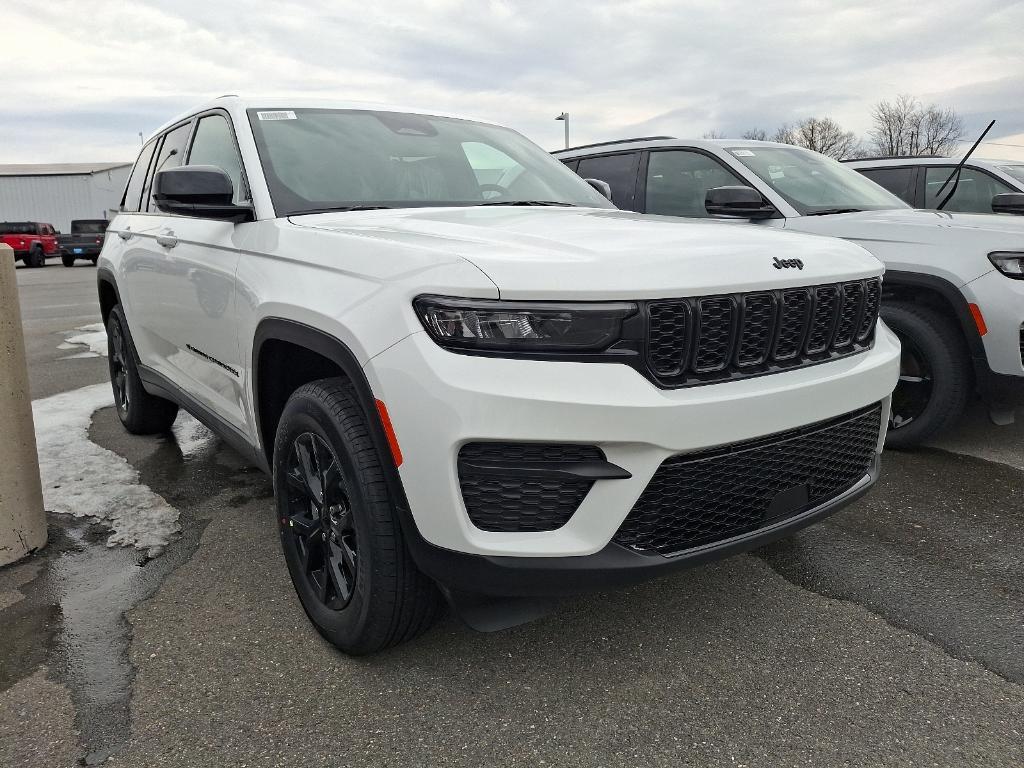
[274,379,441,655]
[62,253,76,267]
[882,302,972,448]
[106,305,178,434]
[89,256,99,266]
[28,245,45,268]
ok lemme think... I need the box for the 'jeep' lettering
[773,257,804,270]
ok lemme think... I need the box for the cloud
[1,0,1022,161]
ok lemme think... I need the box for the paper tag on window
[732,149,755,157]
[257,110,297,121]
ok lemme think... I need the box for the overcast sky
[2,0,1023,163]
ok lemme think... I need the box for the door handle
[118,227,133,241]
[156,231,178,249]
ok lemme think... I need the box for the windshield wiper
[292,205,394,215]
[477,200,578,207]
[806,207,863,216]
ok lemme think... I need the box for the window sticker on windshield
[257,110,297,121]
[732,149,755,157]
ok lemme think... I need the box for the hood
[787,207,1024,244]
[782,208,1024,285]
[290,206,882,300]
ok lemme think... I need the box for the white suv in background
[845,156,1024,215]
[557,138,1024,446]
[99,98,898,654]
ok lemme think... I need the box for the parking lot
[2,262,1023,767]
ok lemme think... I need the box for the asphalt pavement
[2,261,1023,767]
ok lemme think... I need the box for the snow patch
[59,323,108,358]
[33,384,179,556]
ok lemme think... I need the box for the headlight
[414,295,637,352]
[988,251,1024,279]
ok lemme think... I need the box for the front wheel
[882,302,972,448]
[28,245,46,268]
[274,379,441,655]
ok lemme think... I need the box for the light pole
[555,112,569,149]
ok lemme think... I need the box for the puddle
[0,399,266,764]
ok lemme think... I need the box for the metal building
[0,162,131,232]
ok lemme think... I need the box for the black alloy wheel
[282,432,358,610]
[109,317,131,417]
[889,335,933,431]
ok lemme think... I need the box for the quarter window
[645,150,746,217]
[924,166,1016,213]
[858,167,916,205]
[122,139,158,213]
[575,153,640,209]
[187,114,247,204]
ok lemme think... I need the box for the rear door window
[644,150,746,217]
[575,152,640,209]
[145,122,193,212]
[857,167,916,205]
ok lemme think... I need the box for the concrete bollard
[0,243,47,566]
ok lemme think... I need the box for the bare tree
[771,124,797,145]
[702,129,727,139]
[868,95,964,156]
[918,104,965,155]
[741,128,768,141]
[769,118,859,159]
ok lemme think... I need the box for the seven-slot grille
[645,278,880,386]
[612,404,882,556]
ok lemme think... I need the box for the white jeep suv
[99,98,898,653]
[557,138,1024,446]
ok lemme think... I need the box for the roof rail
[841,154,947,163]
[553,136,677,154]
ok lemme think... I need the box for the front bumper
[964,270,1024,379]
[366,321,900,560]
[406,454,880,598]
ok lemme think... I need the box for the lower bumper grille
[458,443,605,532]
[613,404,882,555]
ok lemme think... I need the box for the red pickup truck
[0,221,60,267]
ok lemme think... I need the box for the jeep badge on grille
[773,257,804,270]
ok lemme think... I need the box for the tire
[62,253,76,267]
[106,305,179,434]
[273,379,441,654]
[882,302,972,448]
[89,256,99,266]
[28,245,46,268]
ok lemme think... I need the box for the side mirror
[153,166,253,222]
[992,192,1024,215]
[705,186,778,219]
[584,178,613,201]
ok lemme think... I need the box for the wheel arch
[96,266,122,327]
[882,270,985,360]
[252,319,390,471]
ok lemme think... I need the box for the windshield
[998,165,1024,186]
[725,146,909,215]
[0,222,35,235]
[247,108,614,216]
[71,220,108,233]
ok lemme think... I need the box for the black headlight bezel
[413,295,642,355]
[988,251,1024,280]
